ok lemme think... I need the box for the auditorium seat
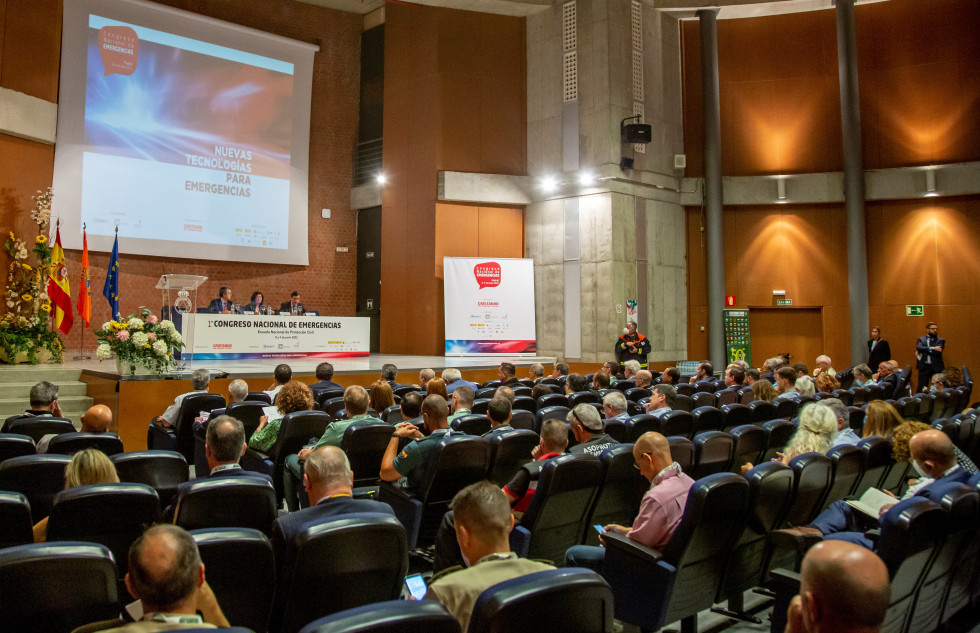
[471,398,490,415]
[0,541,119,631]
[761,420,795,462]
[536,393,569,411]
[450,414,491,435]
[880,460,912,497]
[851,436,892,497]
[536,405,570,429]
[720,403,751,431]
[0,491,33,549]
[321,397,346,420]
[241,410,330,503]
[602,473,750,632]
[847,405,865,432]
[896,397,917,421]
[192,527,276,633]
[774,398,799,420]
[691,406,724,435]
[849,386,869,406]
[46,432,123,457]
[691,392,716,409]
[672,393,694,412]
[823,444,865,509]
[567,391,599,408]
[510,453,601,561]
[942,474,980,623]
[468,568,613,633]
[3,418,74,443]
[583,444,647,546]
[931,391,952,422]
[510,409,535,432]
[512,386,533,398]
[729,425,766,473]
[246,391,273,404]
[715,388,738,407]
[378,435,489,549]
[624,387,651,403]
[866,383,885,402]
[625,414,660,441]
[342,420,395,488]
[738,386,755,405]
[603,418,627,443]
[392,386,417,399]
[112,450,189,509]
[692,431,734,478]
[271,513,408,633]
[0,433,36,463]
[46,482,161,576]
[0,453,70,522]
[148,393,225,464]
[668,436,695,474]
[511,395,536,413]
[313,389,345,409]
[675,384,696,397]
[298,600,460,633]
[487,429,537,487]
[174,477,277,535]
[380,405,401,424]
[747,400,776,423]
[661,410,693,438]
[481,380,502,390]
[835,366,854,390]
[783,453,833,529]
[831,389,853,406]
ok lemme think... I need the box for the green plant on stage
[0,187,63,364]
[95,306,183,375]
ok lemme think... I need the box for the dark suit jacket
[309,380,344,395]
[877,373,900,399]
[271,496,393,577]
[279,301,306,313]
[867,338,891,372]
[916,335,945,372]
[208,298,234,313]
[916,467,972,500]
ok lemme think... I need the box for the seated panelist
[279,291,306,315]
[207,285,237,314]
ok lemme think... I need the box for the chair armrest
[863,528,881,544]
[510,525,531,557]
[379,481,422,549]
[602,531,664,564]
[768,567,801,592]
[241,448,273,475]
[767,568,802,633]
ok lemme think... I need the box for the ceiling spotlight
[924,168,938,197]
[776,177,787,203]
[541,175,558,191]
[579,171,595,186]
[376,173,387,185]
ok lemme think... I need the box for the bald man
[785,541,891,633]
[37,404,114,453]
[565,432,695,571]
[779,429,970,549]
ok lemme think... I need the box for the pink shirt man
[628,463,695,549]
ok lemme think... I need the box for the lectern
[156,275,207,361]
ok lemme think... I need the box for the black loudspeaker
[621,123,652,144]
[619,156,634,171]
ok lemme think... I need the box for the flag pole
[72,222,91,361]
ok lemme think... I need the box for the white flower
[131,332,149,348]
[159,320,176,333]
[102,322,113,331]
[6,300,13,308]
[171,331,182,344]
[152,340,168,356]
[96,344,112,360]
[127,317,144,330]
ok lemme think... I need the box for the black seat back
[624,387,652,403]
[537,393,569,410]
[584,444,648,545]
[747,400,776,423]
[511,409,536,431]
[297,599,460,633]
[716,388,738,407]
[0,541,118,631]
[762,419,795,461]
[416,436,490,546]
[672,394,694,412]
[852,436,892,497]
[661,410,694,438]
[468,568,613,633]
[247,391,273,404]
[692,431,734,478]
[0,433,36,464]
[824,444,865,508]
[274,513,408,633]
[0,453,70,522]
[568,391,599,407]
[321,397,347,419]
[626,414,662,441]
[112,450,189,509]
[0,491,33,549]
[175,477,278,535]
[692,392,716,409]
[192,527,276,633]
[46,483,161,575]
[269,411,332,499]
[175,393,227,462]
[512,396,536,412]
[783,453,833,527]
[487,429,538,487]
[314,389,346,409]
[224,401,268,441]
[729,425,766,472]
[668,436,695,474]
[451,414,491,435]
[518,453,602,563]
[692,406,724,434]
[831,389,853,406]
[774,398,798,420]
[720,403,751,430]
[46,432,124,456]
[342,420,396,487]
[536,405,570,428]
[5,418,74,443]
[848,406,866,432]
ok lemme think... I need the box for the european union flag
[103,231,120,320]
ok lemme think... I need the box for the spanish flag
[77,227,91,327]
[47,226,73,334]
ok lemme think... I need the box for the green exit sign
[776,299,792,306]
[906,305,924,317]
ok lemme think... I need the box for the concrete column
[698,9,726,371]
[836,0,870,365]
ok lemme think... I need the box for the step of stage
[0,364,91,427]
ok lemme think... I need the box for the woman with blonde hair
[34,448,119,542]
[248,380,315,452]
[752,379,778,403]
[815,372,840,394]
[795,377,815,397]
[369,380,396,414]
[742,403,837,472]
[861,400,904,440]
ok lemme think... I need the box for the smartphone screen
[405,574,427,600]
[593,524,605,534]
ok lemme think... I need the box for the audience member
[418,368,435,391]
[495,385,516,403]
[368,380,395,415]
[752,379,778,403]
[592,371,611,392]
[793,362,810,379]
[551,362,570,379]
[195,378,249,429]
[498,362,520,386]
[565,373,588,394]
[567,404,617,456]
[724,365,745,388]
[3,380,63,430]
[265,364,292,400]
[308,362,343,395]
[153,369,209,429]
[602,392,630,422]
[822,398,860,447]
[745,368,760,386]
[774,367,799,400]
[382,363,409,390]
[784,541,890,633]
[398,391,423,426]
[796,377,816,397]
[381,394,451,495]
[875,361,900,398]
[424,481,554,631]
[564,432,695,571]
[742,403,837,472]
[443,368,479,394]
[852,364,875,387]
[602,361,621,382]
[645,384,675,417]
[426,377,449,400]
[95,525,229,631]
[283,385,381,511]
[622,360,641,382]
[660,367,681,385]
[33,448,119,542]
[891,420,978,475]
[502,419,569,510]
[483,397,514,440]
[861,400,904,440]
[813,355,835,378]
[448,386,475,422]
[38,403,112,453]
[615,320,651,370]
[944,366,964,387]
[527,363,545,382]
[531,383,552,401]
[202,415,268,479]
[633,370,654,389]
[928,372,950,392]
[815,373,840,394]
[688,361,716,387]
[248,380,314,453]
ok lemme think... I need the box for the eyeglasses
[633,452,652,470]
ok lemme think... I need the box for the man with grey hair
[196,378,249,427]
[419,368,435,390]
[2,380,64,432]
[271,446,392,582]
[602,392,630,423]
[822,399,860,447]
[154,368,210,428]
[645,384,675,417]
[91,524,229,630]
[852,364,875,387]
[527,362,545,382]
[443,368,479,394]
[568,404,618,456]
[494,385,516,403]
[813,355,835,378]
[623,360,641,380]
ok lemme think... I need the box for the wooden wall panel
[0,0,62,101]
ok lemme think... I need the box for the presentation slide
[444,258,537,355]
[53,0,316,265]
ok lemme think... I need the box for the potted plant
[95,307,184,375]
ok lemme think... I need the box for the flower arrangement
[95,306,183,374]
[0,187,63,364]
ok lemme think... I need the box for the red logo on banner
[725,295,737,307]
[99,26,139,76]
[473,262,502,289]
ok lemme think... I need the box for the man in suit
[875,361,900,399]
[308,362,344,396]
[381,363,411,391]
[497,362,521,387]
[270,446,392,579]
[279,291,305,314]
[207,285,235,314]
[916,321,945,393]
[778,429,969,550]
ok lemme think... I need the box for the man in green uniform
[381,393,452,494]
